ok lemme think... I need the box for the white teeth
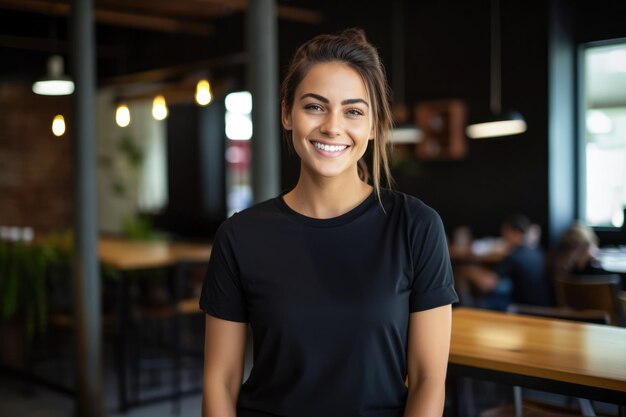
[313,141,348,152]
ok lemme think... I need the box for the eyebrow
[300,93,369,107]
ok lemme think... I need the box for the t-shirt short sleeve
[409,207,458,312]
[199,219,249,323]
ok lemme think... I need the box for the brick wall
[0,83,72,233]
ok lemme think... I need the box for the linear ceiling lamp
[466,0,526,139]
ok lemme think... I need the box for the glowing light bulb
[52,114,65,136]
[195,79,212,106]
[116,103,131,127]
[152,95,168,120]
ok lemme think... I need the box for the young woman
[200,28,458,417]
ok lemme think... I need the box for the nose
[319,112,342,137]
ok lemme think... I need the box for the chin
[304,162,349,179]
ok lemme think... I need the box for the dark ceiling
[0,0,347,88]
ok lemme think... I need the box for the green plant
[99,134,161,238]
[122,215,161,241]
[0,232,71,339]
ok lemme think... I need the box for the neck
[284,167,373,219]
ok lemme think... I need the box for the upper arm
[406,304,452,387]
[203,314,247,396]
[410,207,458,313]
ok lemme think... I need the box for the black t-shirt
[200,188,458,417]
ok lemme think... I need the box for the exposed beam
[0,0,323,28]
[95,9,212,36]
[100,52,248,86]
[276,5,323,24]
[0,0,214,36]
[0,34,118,57]
[98,0,323,23]
[113,78,233,105]
[96,0,242,19]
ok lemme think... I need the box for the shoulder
[225,196,281,226]
[213,196,282,242]
[380,188,444,227]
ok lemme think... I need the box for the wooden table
[99,237,212,412]
[448,245,505,267]
[449,308,626,415]
[99,237,212,270]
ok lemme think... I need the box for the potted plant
[0,232,71,366]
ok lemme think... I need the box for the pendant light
[389,0,421,144]
[152,95,168,120]
[52,114,66,136]
[195,79,212,106]
[33,6,74,96]
[115,103,131,127]
[32,55,75,96]
[466,0,526,139]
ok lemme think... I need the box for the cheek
[347,124,373,143]
[290,114,314,137]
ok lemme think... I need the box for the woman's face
[282,61,374,181]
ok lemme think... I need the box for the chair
[129,261,206,414]
[554,274,626,327]
[474,304,611,417]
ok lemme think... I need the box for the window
[581,41,626,228]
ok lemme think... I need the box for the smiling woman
[199,28,458,417]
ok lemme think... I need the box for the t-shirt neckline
[274,189,378,228]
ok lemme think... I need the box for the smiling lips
[311,140,350,156]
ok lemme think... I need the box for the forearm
[403,377,446,417]
[202,380,239,417]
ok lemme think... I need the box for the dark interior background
[1,0,625,245]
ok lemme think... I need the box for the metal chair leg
[513,386,523,417]
[577,398,596,417]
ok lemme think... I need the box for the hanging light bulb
[152,95,168,120]
[116,103,131,127]
[52,114,65,136]
[33,55,75,96]
[195,79,212,106]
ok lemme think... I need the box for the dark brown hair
[280,28,394,200]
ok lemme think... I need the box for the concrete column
[548,0,575,244]
[247,0,280,203]
[70,0,103,415]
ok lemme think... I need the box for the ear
[281,100,292,130]
[369,125,375,141]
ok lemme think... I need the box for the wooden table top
[448,246,505,266]
[450,307,626,393]
[98,237,212,270]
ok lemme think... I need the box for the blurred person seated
[457,214,552,310]
[547,221,609,278]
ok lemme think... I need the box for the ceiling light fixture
[116,103,131,127]
[32,55,75,96]
[195,79,212,106]
[152,95,168,120]
[466,0,526,139]
[52,114,66,136]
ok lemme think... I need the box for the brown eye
[347,108,364,117]
[305,104,323,112]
